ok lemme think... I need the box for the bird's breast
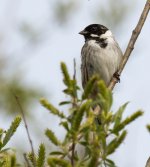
[81,39,122,85]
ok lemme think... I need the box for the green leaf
[0,129,3,139]
[59,121,70,131]
[70,79,79,98]
[146,124,150,133]
[40,98,65,118]
[47,157,71,167]
[45,129,60,146]
[1,154,11,167]
[0,148,10,153]
[107,130,127,155]
[28,152,37,166]
[37,143,45,167]
[63,88,72,94]
[63,85,79,98]
[60,62,79,97]
[82,75,99,100]
[87,148,100,167]
[49,151,64,156]
[2,116,21,148]
[112,110,143,134]
[79,110,95,133]
[97,93,106,111]
[105,159,117,167]
[79,141,88,146]
[61,62,71,87]
[97,80,112,112]
[0,142,3,150]
[99,111,113,125]
[10,154,17,167]
[113,102,129,129]
[71,100,92,134]
[59,101,71,105]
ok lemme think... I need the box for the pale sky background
[0,0,150,166]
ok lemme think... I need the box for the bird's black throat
[96,38,108,48]
[85,36,108,48]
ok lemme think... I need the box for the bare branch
[73,58,76,81]
[12,92,36,167]
[71,58,77,167]
[108,0,150,90]
[145,157,150,167]
[23,153,32,167]
[107,1,150,165]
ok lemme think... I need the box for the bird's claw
[113,71,120,83]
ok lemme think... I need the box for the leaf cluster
[0,116,21,167]
[39,62,143,167]
[27,143,46,167]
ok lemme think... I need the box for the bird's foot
[113,71,120,83]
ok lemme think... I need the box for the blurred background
[0,0,150,166]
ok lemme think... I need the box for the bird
[79,24,123,89]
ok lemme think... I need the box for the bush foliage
[0,62,144,167]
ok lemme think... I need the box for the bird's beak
[79,30,88,35]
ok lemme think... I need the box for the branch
[71,58,77,167]
[12,93,36,167]
[69,0,150,154]
[145,157,150,167]
[73,58,76,81]
[108,0,150,90]
[24,153,32,167]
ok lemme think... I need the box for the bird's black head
[79,24,108,40]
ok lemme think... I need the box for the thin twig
[59,59,78,165]
[71,58,77,167]
[23,153,31,167]
[58,59,79,163]
[71,142,75,167]
[73,58,76,81]
[72,58,78,107]
[59,134,82,159]
[12,92,36,167]
[108,0,150,90]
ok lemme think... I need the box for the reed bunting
[79,24,123,88]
